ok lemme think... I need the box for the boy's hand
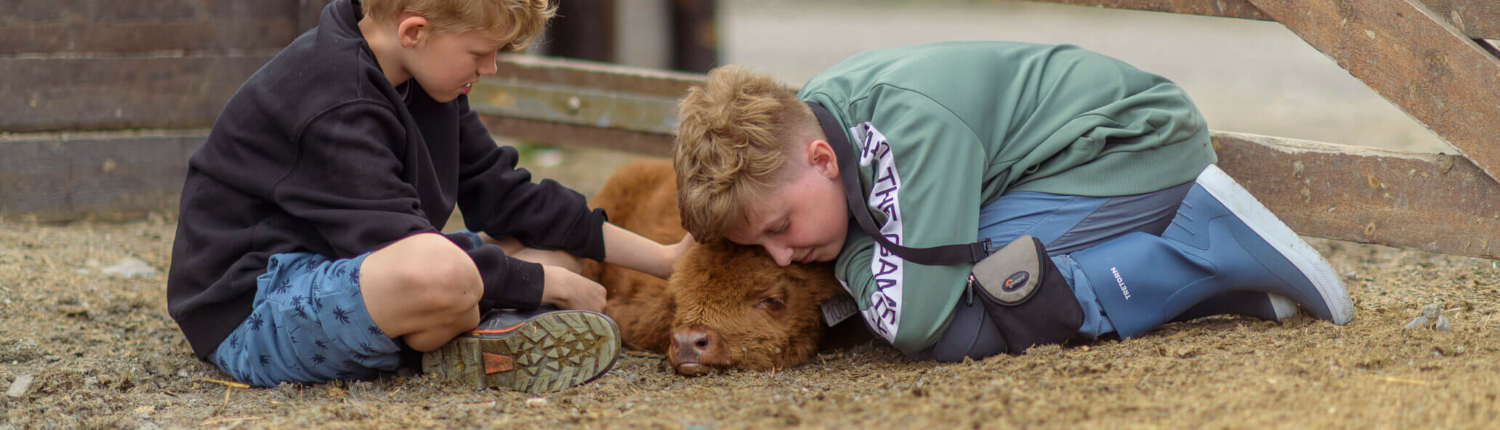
[540,265,607,312]
[657,232,696,279]
[602,223,696,280]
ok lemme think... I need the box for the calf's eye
[756,297,785,311]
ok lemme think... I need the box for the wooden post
[544,0,617,62]
[670,0,718,73]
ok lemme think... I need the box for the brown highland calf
[582,160,851,375]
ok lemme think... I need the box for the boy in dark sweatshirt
[168,0,690,392]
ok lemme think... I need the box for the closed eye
[756,297,785,311]
[769,220,789,235]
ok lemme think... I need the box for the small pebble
[6,374,34,398]
[525,397,548,407]
[1405,315,1430,330]
[1435,315,1451,332]
[1421,304,1442,319]
[177,369,189,378]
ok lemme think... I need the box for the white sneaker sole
[1195,165,1353,325]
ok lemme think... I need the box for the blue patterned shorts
[207,252,401,387]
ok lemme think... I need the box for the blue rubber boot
[1069,165,1353,338]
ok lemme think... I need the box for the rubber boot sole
[422,310,621,393]
[1196,165,1353,325]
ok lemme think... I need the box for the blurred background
[0,0,1463,222]
[519,0,1454,199]
[550,0,1449,153]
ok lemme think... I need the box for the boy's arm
[280,102,545,310]
[601,223,693,279]
[822,88,986,354]
[453,98,608,261]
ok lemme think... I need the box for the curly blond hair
[673,66,818,242]
[361,0,555,51]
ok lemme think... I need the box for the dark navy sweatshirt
[167,0,606,358]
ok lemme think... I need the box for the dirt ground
[3,2,1494,428]
[4,144,1500,429]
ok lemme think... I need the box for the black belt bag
[808,101,1083,354]
[966,235,1084,353]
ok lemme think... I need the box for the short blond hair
[362,0,556,51]
[673,66,817,242]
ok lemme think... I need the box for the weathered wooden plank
[481,116,675,157]
[4,0,292,22]
[1417,0,1500,41]
[468,80,681,135]
[0,21,300,54]
[0,130,206,222]
[1024,0,1270,20]
[474,55,699,153]
[1023,0,1500,39]
[1214,131,1500,260]
[496,54,703,99]
[1,0,303,53]
[0,52,277,132]
[1245,0,1500,185]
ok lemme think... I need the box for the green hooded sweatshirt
[799,41,1216,353]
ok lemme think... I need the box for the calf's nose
[671,324,723,376]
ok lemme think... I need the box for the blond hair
[673,66,817,242]
[361,0,556,51]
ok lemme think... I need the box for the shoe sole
[422,310,621,393]
[1196,165,1353,325]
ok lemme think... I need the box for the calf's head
[666,239,844,375]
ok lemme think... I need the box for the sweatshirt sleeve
[277,102,544,310]
[829,88,987,354]
[452,97,609,261]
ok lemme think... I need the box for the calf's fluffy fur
[582,161,847,374]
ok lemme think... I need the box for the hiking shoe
[422,309,621,393]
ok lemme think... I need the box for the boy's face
[723,141,849,267]
[405,28,504,103]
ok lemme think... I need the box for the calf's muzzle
[670,324,727,376]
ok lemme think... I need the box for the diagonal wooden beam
[1024,0,1269,20]
[1245,0,1500,184]
[1023,0,1500,40]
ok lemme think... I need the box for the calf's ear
[799,264,845,304]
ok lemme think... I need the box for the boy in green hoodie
[672,42,1352,359]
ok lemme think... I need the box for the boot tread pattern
[422,311,620,393]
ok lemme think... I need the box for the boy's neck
[357,18,412,89]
